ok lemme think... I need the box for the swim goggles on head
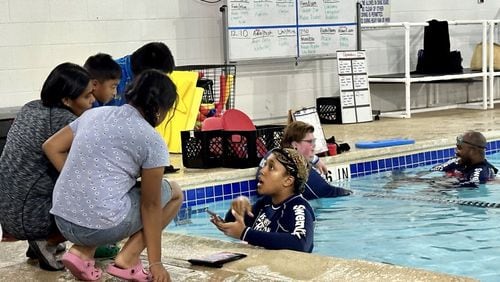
[456,135,486,149]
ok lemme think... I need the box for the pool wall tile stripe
[180,141,500,208]
[181,179,259,208]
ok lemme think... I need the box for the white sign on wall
[360,0,391,24]
[336,50,372,124]
[325,164,351,183]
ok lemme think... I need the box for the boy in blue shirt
[97,42,175,106]
[211,148,315,253]
[84,53,122,107]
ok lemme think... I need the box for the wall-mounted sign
[336,50,372,124]
[360,0,391,24]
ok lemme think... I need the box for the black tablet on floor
[188,252,247,268]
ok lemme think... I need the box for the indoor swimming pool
[168,153,500,281]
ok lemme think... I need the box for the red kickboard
[202,117,223,131]
[221,109,255,131]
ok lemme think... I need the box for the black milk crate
[222,130,258,168]
[180,130,224,169]
[256,125,285,157]
[223,125,285,169]
[316,97,342,124]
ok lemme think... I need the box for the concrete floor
[3,107,499,281]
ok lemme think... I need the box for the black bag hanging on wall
[415,19,463,74]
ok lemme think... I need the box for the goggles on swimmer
[456,135,486,149]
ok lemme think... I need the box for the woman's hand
[149,263,171,282]
[230,196,253,218]
[211,209,247,239]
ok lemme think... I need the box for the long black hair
[40,62,91,108]
[125,69,178,127]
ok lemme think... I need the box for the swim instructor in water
[431,130,497,187]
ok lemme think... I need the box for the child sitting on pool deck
[211,148,315,253]
[43,70,183,281]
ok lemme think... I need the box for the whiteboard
[227,0,358,61]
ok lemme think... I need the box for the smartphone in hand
[206,209,225,222]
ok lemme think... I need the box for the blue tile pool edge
[179,140,500,209]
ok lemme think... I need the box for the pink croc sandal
[61,252,102,281]
[106,261,152,282]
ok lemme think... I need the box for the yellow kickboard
[156,71,203,153]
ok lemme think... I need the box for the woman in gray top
[0,62,94,270]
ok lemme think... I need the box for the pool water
[167,155,500,281]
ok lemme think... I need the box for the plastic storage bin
[180,130,224,169]
[223,125,285,169]
[180,125,285,169]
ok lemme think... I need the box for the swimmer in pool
[384,131,497,190]
[431,131,497,188]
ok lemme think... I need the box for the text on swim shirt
[291,205,307,239]
[253,213,271,232]
[469,167,483,184]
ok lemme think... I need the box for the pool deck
[3,107,499,281]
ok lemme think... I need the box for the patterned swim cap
[272,148,311,194]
